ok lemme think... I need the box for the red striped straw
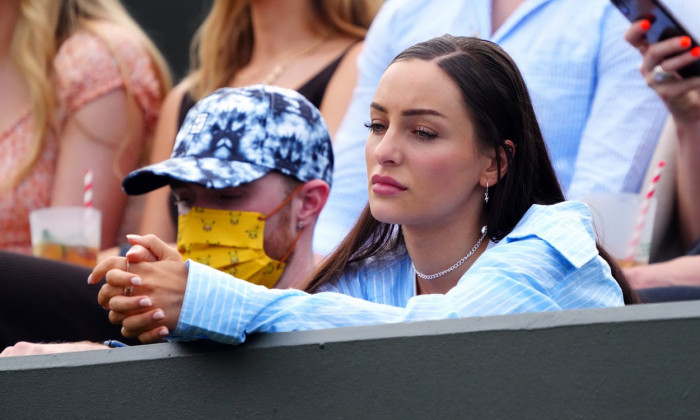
[83,169,93,209]
[625,160,666,262]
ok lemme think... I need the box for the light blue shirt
[313,0,671,255]
[175,201,623,345]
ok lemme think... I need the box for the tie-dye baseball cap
[122,85,333,195]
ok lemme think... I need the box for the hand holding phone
[611,0,700,78]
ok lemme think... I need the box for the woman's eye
[413,127,437,139]
[364,121,387,133]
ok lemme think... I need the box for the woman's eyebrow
[370,102,387,113]
[401,108,447,118]
[370,102,446,118]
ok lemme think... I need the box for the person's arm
[567,7,668,199]
[625,19,700,249]
[625,255,700,289]
[50,89,144,250]
[0,341,107,357]
[50,27,164,250]
[675,115,700,247]
[136,81,192,242]
[90,231,620,345]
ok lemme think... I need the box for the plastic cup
[582,192,658,267]
[29,206,102,268]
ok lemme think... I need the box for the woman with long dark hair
[90,35,635,345]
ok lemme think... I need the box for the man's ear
[294,179,331,226]
[481,140,515,187]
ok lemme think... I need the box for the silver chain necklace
[412,226,487,280]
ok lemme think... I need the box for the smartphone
[610,0,700,78]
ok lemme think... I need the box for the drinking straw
[624,160,666,262]
[83,169,93,209]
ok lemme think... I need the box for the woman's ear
[294,179,331,227]
[481,140,515,187]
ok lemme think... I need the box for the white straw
[624,160,665,262]
[83,170,93,209]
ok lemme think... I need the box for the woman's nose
[372,130,401,166]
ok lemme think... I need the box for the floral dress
[0,22,163,254]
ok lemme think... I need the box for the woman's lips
[371,174,407,195]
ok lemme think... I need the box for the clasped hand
[89,234,189,343]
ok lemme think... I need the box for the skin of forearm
[625,256,700,288]
[655,256,700,287]
[674,118,700,249]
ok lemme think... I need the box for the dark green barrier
[2,301,700,419]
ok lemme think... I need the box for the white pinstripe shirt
[174,201,623,344]
[313,0,674,255]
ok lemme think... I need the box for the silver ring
[652,64,677,83]
[123,286,133,297]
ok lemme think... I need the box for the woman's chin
[369,205,408,226]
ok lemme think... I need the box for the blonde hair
[7,0,172,189]
[9,0,61,190]
[188,0,382,100]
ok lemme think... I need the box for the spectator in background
[121,85,333,291]
[137,0,381,245]
[91,35,635,346]
[0,0,171,253]
[313,0,669,255]
[0,84,333,351]
[622,14,700,298]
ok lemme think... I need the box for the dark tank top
[169,44,357,226]
[177,44,356,126]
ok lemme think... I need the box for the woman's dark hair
[305,35,637,303]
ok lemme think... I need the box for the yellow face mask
[176,185,304,288]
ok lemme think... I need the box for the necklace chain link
[237,34,329,86]
[413,226,487,280]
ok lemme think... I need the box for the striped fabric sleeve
[175,241,572,345]
[173,202,623,345]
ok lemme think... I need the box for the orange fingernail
[692,46,700,57]
[681,36,692,48]
[640,19,651,31]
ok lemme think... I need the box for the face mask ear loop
[277,226,305,267]
[260,183,306,221]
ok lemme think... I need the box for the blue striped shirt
[313,0,673,255]
[174,201,623,344]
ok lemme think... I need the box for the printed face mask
[176,185,304,288]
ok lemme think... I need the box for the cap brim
[122,157,271,195]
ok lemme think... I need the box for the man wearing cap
[0,85,333,354]
[121,84,333,290]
